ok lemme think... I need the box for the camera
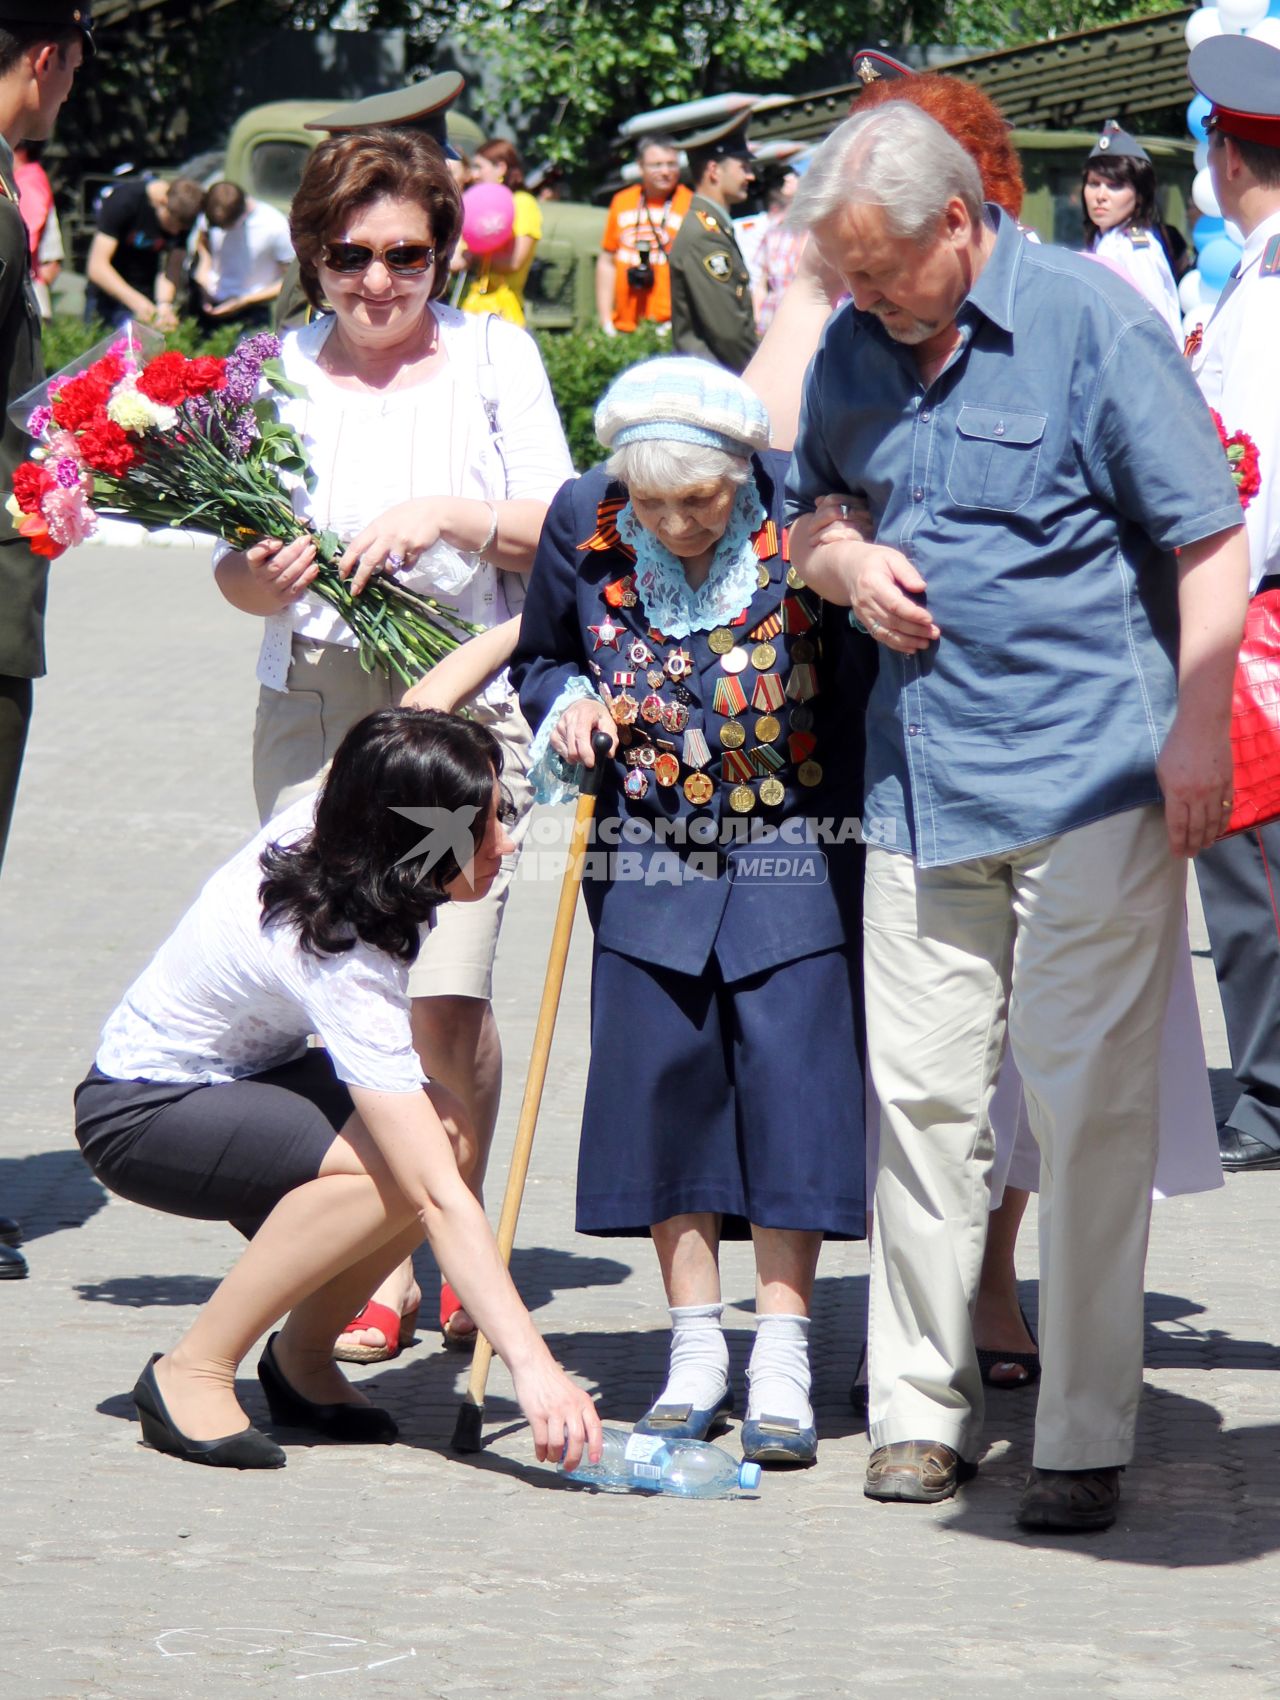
[627,242,656,292]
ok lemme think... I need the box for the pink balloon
[462,183,516,255]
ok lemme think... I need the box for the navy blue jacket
[511,450,874,982]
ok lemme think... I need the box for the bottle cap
[738,1460,763,1491]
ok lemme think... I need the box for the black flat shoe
[257,1333,398,1444]
[1219,1126,1280,1172]
[0,1242,28,1280]
[132,1356,286,1469]
[0,1215,22,1248]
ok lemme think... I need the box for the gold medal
[754,714,781,744]
[759,777,785,807]
[756,563,770,589]
[684,772,714,805]
[721,646,749,675]
[708,627,735,655]
[786,566,807,590]
[654,752,680,787]
[719,721,746,749]
[610,693,638,726]
[797,759,823,787]
[729,784,756,814]
[751,642,777,671]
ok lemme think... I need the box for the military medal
[671,681,696,705]
[788,730,817,764]
[789,704,814,732]
[750,611,783,642]
[797,759,823,787]
[708,627,735,655]
[661,700,689,733]
[634,744,657,768]
[665,647,694,680]
[719,721,746,749]
[751,673,785,713]
[712,676,748,718]
[613,670,636,687]
[610,693,639,726]
[749,744,785,777]
[756,564,770,590]
[759,777,785,807]
[628,638,653,667]
[785,566,807,590]
[754,714,781,744]
[729,784,756,814]
[624,767,649,800]
[723,748,754,783]
[720,646,749,675]
[589,619,623,651]
[640,692,663,724]
[786,664,818,702]
[684,772,714,805]
[647,667,665,689]
[789,637,816,665]
[654,753,680,788]
[603,574,638,609]
[781,595,814,634]
[682,728,712,770]
[751,642,777,671]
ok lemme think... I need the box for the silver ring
[386,550,406,571]
[870,619,884,639]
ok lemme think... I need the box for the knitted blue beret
[595,357,771,457]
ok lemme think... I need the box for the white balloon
[1178,269,1204,312]
[1193,167,1222,216]
[1226,218,1245,244]
[1218,0,1267,29]
[1194,139,1210,171]
[1186,5,1223,46]
[1248,15,1280,44]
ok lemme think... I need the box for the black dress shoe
[0,1215,22,1248]
[1016,1466,1121,1532]
[132,1356,286,1469]
[257,1333,398,1443]
[1219,1126,1280,1172]
[0,1243,28,1279]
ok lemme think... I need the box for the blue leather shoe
[634,1389,733,1440]
[741,1412,817,1466]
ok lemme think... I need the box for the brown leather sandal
[864,1440,977,1503]
[1016,1466,1121,1532]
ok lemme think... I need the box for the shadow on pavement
[0,1146,106,1242]
[75,1273,221,1307]
[411,1241,635,1316]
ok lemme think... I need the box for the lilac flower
[223,332,282,406]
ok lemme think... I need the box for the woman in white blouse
[213,130,575,1360]
[1082,121,1183,344]
[74,708,601,1472]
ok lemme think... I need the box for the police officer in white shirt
[1082,120,1183,342]
[1189,34,1280,1171]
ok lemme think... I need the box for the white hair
[606,439,752,493]
[789,103,984,242]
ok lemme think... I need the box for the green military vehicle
[223,100,606,334]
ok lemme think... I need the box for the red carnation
[87,354,125,386]
[51,370,114,432]
[136,351,193,408]
[185,355,227,395]
[11,460,56,514]
[78,415,138,478]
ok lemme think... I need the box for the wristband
[477,502,499,556]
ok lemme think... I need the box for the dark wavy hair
[259,708,502,964]
[1081,153,1158,241]
[291,130,463,311]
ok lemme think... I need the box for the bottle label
[632,1462,662,1481]
[624,1433,667,1464]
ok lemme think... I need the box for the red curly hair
[853,73,1024,219]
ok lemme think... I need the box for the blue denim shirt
[786,209,1243,868]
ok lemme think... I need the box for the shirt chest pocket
[945,405,1046,514]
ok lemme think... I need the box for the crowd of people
[2,2,1280,1538]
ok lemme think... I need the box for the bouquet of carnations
[6,326,477,686]
[1210,408,1261,510]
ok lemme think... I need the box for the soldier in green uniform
[668,111,758,373]
[273,71,465,332]
[0,1,90,1278]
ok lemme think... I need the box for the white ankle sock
[655,1303,729,1411]
[746,1313,813,1428]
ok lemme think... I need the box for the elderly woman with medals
[510,359,872,1467]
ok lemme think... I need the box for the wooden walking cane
[452,730,613,1453]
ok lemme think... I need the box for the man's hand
[792,514,940,652]
[1157,711,1234,856]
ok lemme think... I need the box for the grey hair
[789,103,984,242]
[606,439,752,493]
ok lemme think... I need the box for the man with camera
[596,133,692,336]
[669,111,758,372]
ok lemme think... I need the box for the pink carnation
[53,456,84,490]
[27,404,52,438]
[42,483,97,548]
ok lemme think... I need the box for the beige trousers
[252,637,534,1001]
[864,806,1183,1471]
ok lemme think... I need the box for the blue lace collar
[616,478,766,639]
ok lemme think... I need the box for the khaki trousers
[864,806,1183,1471]
[252,637,534,1002]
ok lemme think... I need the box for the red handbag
[1223,587,1280,838]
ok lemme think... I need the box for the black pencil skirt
[74,1050,355,1236]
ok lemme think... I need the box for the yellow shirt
[462,190,542,327]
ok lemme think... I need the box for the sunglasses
[321,241,437,276]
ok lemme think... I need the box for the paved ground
[3,545,1280,1700]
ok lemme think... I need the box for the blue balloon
[1193,214,1225,246]
[1187,94,1212,142]
[1199,234,1242,290]
[1270,0,1280,17]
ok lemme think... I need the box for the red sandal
[440,1282,477,1352]
[332,1299,419,1365]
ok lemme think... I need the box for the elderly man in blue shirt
[786,102,1249,1532]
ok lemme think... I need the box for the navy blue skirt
[578,945,866,1239]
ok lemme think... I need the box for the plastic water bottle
[561,1426,762,1498]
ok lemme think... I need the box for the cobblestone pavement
[3,547,1280,1700]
